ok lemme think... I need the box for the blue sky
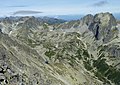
[0,0,120,16]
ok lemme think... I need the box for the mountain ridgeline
[0,12,120,85]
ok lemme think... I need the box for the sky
[0,0,120,17]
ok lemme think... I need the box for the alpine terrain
[0,12,120,85]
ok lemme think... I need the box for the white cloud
[12,10,43,15]
[92,1,108,7]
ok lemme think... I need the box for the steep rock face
[88,12,118,42]
[81,14,94,26]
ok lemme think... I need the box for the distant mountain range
[48,14,84,21]
[0,13,120,21]
[113,13,120,20]
[53,14,120,21]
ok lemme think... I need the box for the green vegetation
[68,55,77,67]
[75,48,83,60]
[43,23,49,30]
[82,49,90,61]
[83,60,92,71]
[93,58,120,85]
[27,38,37,48]
[94,71,110,84]
[45,50,56,59]
[43,41,54,50]
[27,38,33,44]
[93,58,109,74]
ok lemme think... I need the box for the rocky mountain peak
[2,17,13,24]
[94,12,117,28]
[81,14,94,26]
[88,12,119,42]
[10,16,42,32]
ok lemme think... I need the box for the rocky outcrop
[81,14,94,26]
[88,12,119,43]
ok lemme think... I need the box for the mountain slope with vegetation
[0,12,120,85]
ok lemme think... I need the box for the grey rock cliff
[88,12,118,42]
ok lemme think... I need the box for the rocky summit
[0,12,120,85]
